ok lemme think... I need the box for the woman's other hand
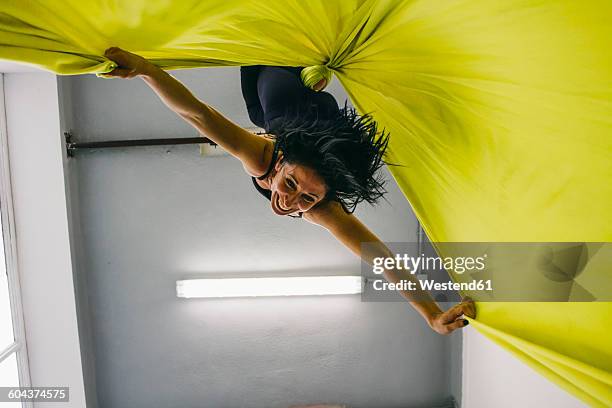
[312,78,328,91]
[428,297,476,335]
[103,47,152,78]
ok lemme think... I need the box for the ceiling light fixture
[176,276,363,298]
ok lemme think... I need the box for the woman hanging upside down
[103,47,476,334]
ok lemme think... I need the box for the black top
[240,65,340,132]
[241,65,340,217]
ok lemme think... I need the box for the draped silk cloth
[1,0,610,405]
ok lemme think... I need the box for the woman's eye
[302,195,314,203]
[286,179,296,189]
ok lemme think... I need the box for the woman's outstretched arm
[102,47,271,176]
[304,201,476,335]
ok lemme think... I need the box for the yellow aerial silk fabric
[1,0,610,405]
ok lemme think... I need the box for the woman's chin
[271,205,286,216]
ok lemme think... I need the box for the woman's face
[268,157,327,216]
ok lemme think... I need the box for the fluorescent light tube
[176,276,363,298]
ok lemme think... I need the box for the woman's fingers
[103,47,133,78]
[431,299,476,335]
[102,47,152,79]
[433,316,469,335]
[446,318,469,334]
[104,47,133,64]
[461,297,476,318]
[102,68,133,78]
[104,47,127,64]
[313,78,328,91]
[103,47,146,76]
[439,299,476,325]
[431,308,472,335]
[442,303,465,323]
[104,46,119,56]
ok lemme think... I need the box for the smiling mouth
[275,194,292,213]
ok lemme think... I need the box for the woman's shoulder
[242,135,275,178]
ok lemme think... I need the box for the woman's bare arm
[304,201,476,334]
[103,47,272,176]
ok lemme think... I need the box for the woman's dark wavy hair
[270,105,390,213]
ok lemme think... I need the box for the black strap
[256,141,280,180]
[251,142,302,218]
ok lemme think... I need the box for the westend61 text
[372,279,493,292]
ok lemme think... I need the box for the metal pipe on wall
[65,132,216,157]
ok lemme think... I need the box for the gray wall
[63,68,458,408]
